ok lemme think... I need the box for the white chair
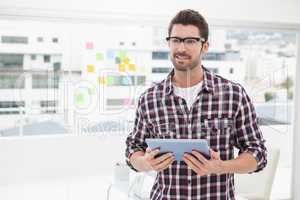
[235,147,280,200]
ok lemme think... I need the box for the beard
[170,52,201,72]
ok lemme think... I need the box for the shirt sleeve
[234,86,267,173]
[125,96,149,171]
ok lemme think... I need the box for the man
[125,9,267,200]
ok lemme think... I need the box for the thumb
[210,149,220,160]
[146,147,152,153]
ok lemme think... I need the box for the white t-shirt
[173,81,203,110]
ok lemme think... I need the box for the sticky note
[98,77,106,85]
[106,50,115,60]
[123,57,130,65]
[87,65,95,73]
[86,42,94,50]
[128,64,136,72]
[107,76,114,85]
[96,53,104,61]
[123,98,131,105]
[75,93,84,104]
[121,76,130,85]
[117,50,126,60]
[118,64,126,72]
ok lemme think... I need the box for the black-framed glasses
[166,36,206,47]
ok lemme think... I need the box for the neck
[172,65,204,88]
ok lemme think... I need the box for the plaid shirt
[125,67,267,200]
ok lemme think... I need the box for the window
[152,51,169,60]
[37,37,43,42]
[106,98,134,109]
[1,36,28,44]
[32,73,60,89]
[44,55,51,63]
[0,101,25,115]
[40,100,57,114]
[53,62,61,71]
[152,67,172,73]
[0,54,23,70]
[207,68,218,74]
[136,76,146,86]
[31,54,37,60]
[40,100,57,107]
[0,73,25,89]
[203,52,226,61]
[52,38,59,43]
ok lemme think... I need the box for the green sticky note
[96,53,104,61]
[75,93,84,104]
[107,76,114,85]
[117,50,127,60]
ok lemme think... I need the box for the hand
[183,149,224,176]
[143,147,175,172]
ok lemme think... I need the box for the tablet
[145,138,210,161]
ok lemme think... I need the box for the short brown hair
[168,9,209,42]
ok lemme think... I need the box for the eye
[170,38,180,43]
[185,39,197,44]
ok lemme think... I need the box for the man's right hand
[142,147,175,172]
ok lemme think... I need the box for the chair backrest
[235,147,280,200]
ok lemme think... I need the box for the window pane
[32,73,60,89]
[0,53,23,70]
[152,51,169,60]
[1,36,28,44]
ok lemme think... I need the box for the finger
[183,153,205,169]
[183,155,206,175]
[147,148,160,159]
[153,156,174,171]
[146,147,152,153]
[156,156,175,171]
[151,152,173,165]
[191,150,209,164]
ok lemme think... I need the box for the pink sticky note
[123,98,131,105]
[86,42,94,50]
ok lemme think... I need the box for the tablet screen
[145,138,210,161]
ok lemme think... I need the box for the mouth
[175,54,190,62]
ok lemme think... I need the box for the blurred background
[0,0,300,199]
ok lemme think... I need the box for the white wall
[0,135,127,185]
[1,0,300,24]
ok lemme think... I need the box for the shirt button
[188,179,191,184]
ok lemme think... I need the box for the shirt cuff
[243,148,267,173]
[125,147,145,172]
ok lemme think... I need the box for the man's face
[168,24,208,72]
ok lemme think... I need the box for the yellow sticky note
[98,76,106,85]
[118,64,126,72]
[87,65,95,73]
[123,57,130,65]
[128,64,136,72]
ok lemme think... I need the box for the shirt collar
[164,66,215,96]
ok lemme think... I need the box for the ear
[202,42,209,53]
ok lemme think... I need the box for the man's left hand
[183,149,225,176]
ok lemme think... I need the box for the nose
[177,42,186,52]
